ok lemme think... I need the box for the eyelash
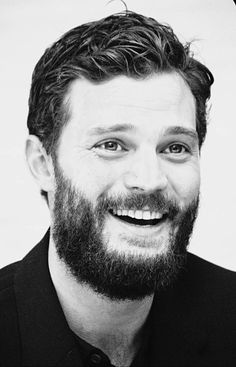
[163,143,190,155]
[95,140,126,152]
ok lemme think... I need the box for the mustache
[96,191,180,219]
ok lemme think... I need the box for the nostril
[123,162,168,193]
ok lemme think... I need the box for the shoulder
[167,253,236,325]
[0,261,19,315]
[0,260,19,283]
[187,252,236,277]
[150,253,236,366]
[153,253,236,325]
[187,252,236,274]
[173,252,236,305]
[0,261,20,305]
[186,252,236,293]
[0,261,22,364]
[150,254,236,365]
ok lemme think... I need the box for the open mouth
[109,209,168,226]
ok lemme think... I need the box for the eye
[164,143,189,155]
[96,141,124,151]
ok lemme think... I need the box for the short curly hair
[27,11,213,199]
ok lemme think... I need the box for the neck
[48,239,153,365]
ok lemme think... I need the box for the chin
[102,230,171,260]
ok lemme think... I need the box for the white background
[0,0,235,270]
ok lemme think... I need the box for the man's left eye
[98,141,123,151]
[164,143,189,154]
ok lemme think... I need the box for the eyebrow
[163,126,199,142]
[87,123,198,141]
[87,123,135,136]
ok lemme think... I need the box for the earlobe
[25,135,54,193]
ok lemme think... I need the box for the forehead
[64,72,196,136]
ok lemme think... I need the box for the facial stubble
[52,168,199,301]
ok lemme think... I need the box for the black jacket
[0,230,236,366]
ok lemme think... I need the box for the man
[0,10,235,367]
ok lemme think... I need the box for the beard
[52,166,199,301]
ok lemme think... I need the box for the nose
[123,147,168,193]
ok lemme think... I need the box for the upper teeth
[112,209,163,220]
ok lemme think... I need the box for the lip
[107,211,169,238]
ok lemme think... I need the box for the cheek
[167,163,200,204]
[67,159,124,201]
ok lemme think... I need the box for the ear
[25,135,54,193]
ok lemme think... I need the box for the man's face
[51,72,200,300]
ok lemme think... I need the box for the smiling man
[0,11,236,367]
[51,73,200,301]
